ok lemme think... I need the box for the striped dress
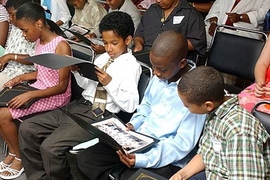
[10,36,71,119]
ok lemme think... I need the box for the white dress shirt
[72,49,142,113]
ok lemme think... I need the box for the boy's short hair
[16,2,45,23]
[6,0,31,9]
[151,30,188,61]
[178,66,225,105]
[99,11,134,39]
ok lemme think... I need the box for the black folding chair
[206,25,267,94]
[252,101,270,134]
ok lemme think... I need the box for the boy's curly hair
[99,11,134,39]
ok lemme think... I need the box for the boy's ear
[205,101,215,112]
[178,58,188,68]
[125,35,133,46]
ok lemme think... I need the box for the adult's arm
[0,20,8,47]
[55,0,72,26]
[254,37,270,85]
[246,0,270,27]
[185,8,206,55]
[191,2,213,13]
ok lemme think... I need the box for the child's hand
[0,55,10,71]
[72,36,81,42]
[116,150,135,168]
[7,91,33,109]
[95,66,112,86]
[263,85,270,97]
[126,123,134,131]
[91,44,105,54]
[254,82,266,97]
[3,76,22,89]
[84,33,97,39]
[69,65,79,72]
[170,172,187,180]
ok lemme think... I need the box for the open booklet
[65,29,104,47]
[25,53,99,81]
[127,168,168,180]
[58,108,159,154]
[0,83,39,109]
[45,19,104,46]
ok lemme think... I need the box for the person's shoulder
[120,52,139,65]
[147,3,159,11]
[123,0,141,13]
[88,0,103,7]
[219,97,263,135]
[0,5,8,20]
[124,0,138,7]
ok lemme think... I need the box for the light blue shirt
[41,0,51,19]
[130,61,206,168]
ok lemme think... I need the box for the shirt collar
[209,95,238,120]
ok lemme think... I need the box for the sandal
[0,157,24,180]
[0,153,15,172]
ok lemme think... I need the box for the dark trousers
[77,142,181,180]
[19,99,104,180]
[189,171,206,180]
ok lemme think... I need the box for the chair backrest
[133,49,151,67]
[137,61,152,103]
[206,25,267,82]
[252,101,270,134]
[115,61,152,123]
[67,39,95,63]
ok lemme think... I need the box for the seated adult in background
[170,66,270,180]
[107,0,141,30]
[133,0,206,59]
[91,0,141,54]
[67,0,107,38]
[238,36,270,114]
[0,0,35,90]
[205,0,270,48]
[77,30,206,180]
[0,2,9,47]
[137,0,214,17]
[188,0,214,18]
[41,0,72,29]
[19,12,142,180]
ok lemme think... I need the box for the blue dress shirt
[130,61,206,169]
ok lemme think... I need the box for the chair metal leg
[2,141,8,156]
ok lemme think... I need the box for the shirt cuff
[133,153,147,168]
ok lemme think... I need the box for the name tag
[212,138,222,153]
[173,16,184,24]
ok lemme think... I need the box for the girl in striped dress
[0,2,71,179]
